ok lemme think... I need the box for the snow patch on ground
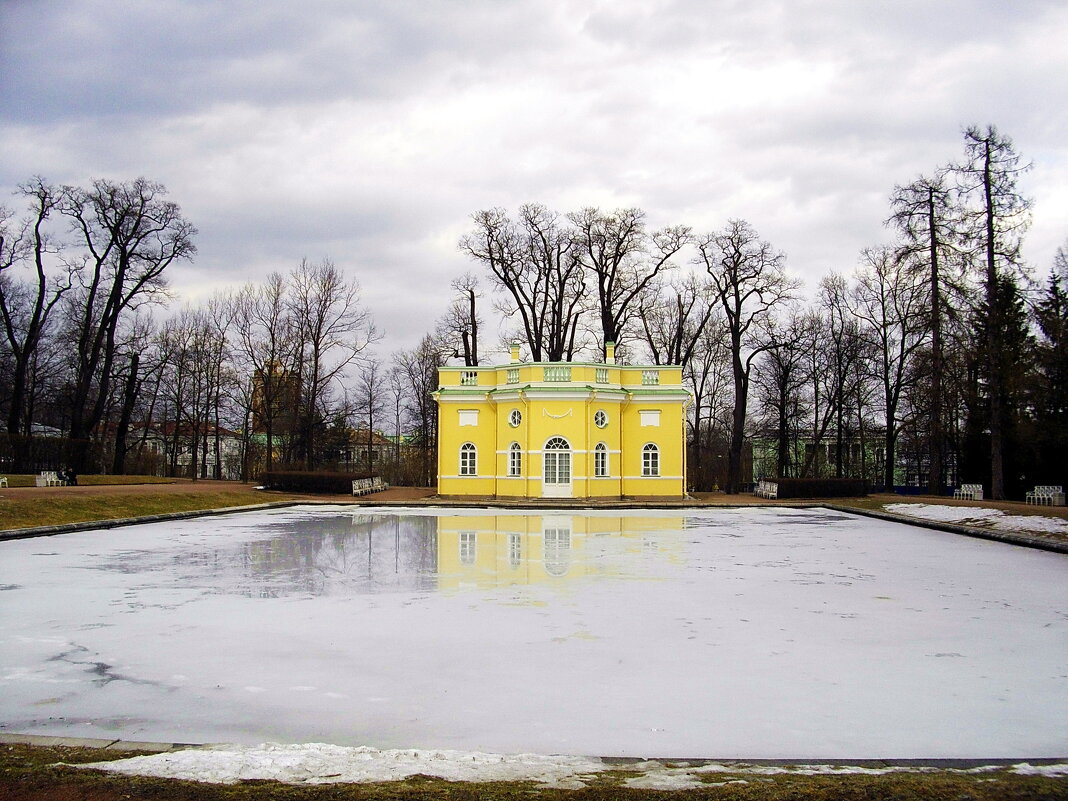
[81,743,606,787]
[79,744,1068,789]
[883,504,1068,535]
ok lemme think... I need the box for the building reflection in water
[435,513,685,591]
[127,512,685,598]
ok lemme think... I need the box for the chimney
[605,341,616,364]
[510,341,521,363]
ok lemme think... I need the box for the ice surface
[884,503,1068,535]
[2,505,1066,758]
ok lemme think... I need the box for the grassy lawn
[0,473,174,488]
[0,490,272,531]
[1,744,1064,800]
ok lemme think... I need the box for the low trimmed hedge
[771,478,868,499]
[260,470,375,494]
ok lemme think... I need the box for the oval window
[509,409,522,427]
[594,410,608,428]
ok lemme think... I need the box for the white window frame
[543,437,572,485]
[509,442,522,477]
[509,408,522,427]
[459,442,477,476]
[594,409,608,428]
[642,443,660,477]
[594,442,608,477]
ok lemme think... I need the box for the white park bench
[1026,485,1065,506]
[953,483,983,501]
[35,471,66,487]
[755,479,778,499]
[352,477,388,497]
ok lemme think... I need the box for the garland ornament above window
[542,408,573,419]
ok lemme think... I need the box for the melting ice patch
[80,743,606,787]
[79,744,1068,788]
[883,504,1068,535]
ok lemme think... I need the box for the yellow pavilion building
[434,343,691,499]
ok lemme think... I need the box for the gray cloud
[2,0,1066,355]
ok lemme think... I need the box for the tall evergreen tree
[961,275,1033,498]
[1032,244,1068,487]
[955,125,1031,499]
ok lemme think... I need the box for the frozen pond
[0,505,1065,758]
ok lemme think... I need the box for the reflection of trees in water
[124,514,440,597]
[244,514,439,596]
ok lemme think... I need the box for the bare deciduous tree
[230,273,292,473]
[460,204,587,362]
[0,179,76,443]
[696,219,798,493]
[636,272,716,368]
[684,313,733,490]
[352,357,388,473]
[888,171,959,494]
[435,272,482,366]
[849,247,929,489]
[289,258,377,468]
[571,207,691,356]
[393,334,448,487]
[61,177,196,470]
[753,308,811,479]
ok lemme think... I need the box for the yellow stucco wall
[434,358,690,499]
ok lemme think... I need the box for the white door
[542,437,572,498]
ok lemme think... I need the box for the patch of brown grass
[1,744,1065,800]
[0,491,270,531]
[0,474,174,489]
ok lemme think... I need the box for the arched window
[642,443,660,477]
[459,442,477,476]
[543,437,571,485]
[509,442,522,477]
[594,442,608,477]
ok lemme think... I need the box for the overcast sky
[2,0,1066,360]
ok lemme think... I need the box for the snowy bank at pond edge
[77,743,1068,790]
[883,504,1068,536]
